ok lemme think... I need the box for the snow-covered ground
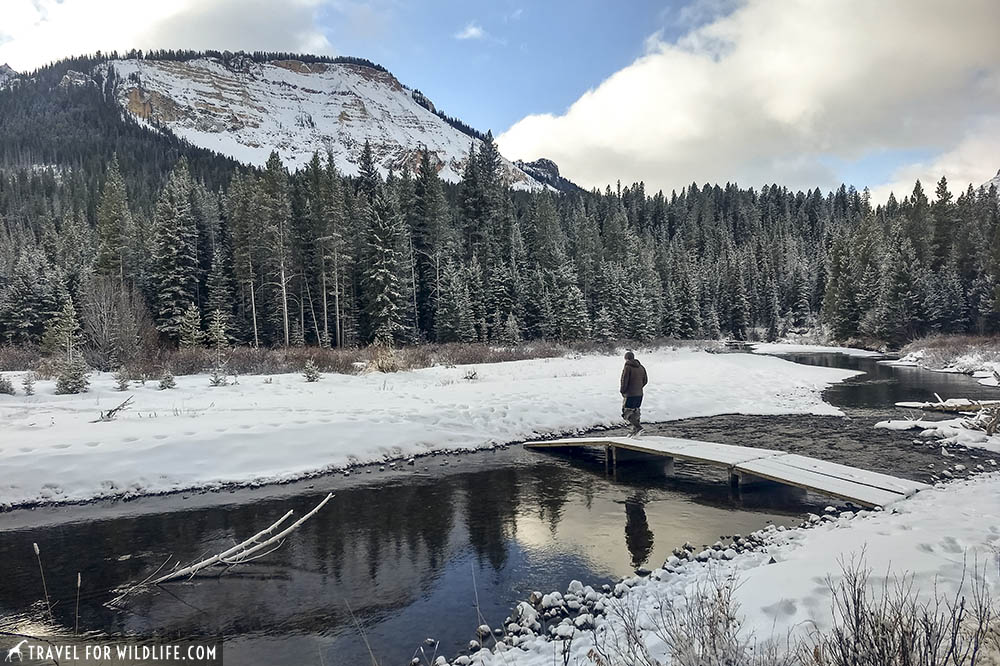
[876,416,1000,455]
[459,473,1000,666]
[890,349,1000,388]
[0,349,859,508]
[752,342,882,357]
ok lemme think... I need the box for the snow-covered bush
[113,367,130,391]
[21,372,35,395]
[159,369,176,390]
[0,375,14,395]
[303,359,321,382]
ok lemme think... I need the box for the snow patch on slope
[100,57,546,189]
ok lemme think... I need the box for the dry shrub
[583,554,999,666]
[0,344,41,371]
[902,334,1000,369]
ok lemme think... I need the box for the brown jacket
[620,359,648,397]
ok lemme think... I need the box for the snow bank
[876,417,1000,454]
[460,474,1000,665]
[890,349,1000,387]
[0,349,858,507]
[752,342,882,357]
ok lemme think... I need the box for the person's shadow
[624,492,654,569]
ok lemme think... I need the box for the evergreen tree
[41,298,82,358]
[95,154,134,280]
[177,303,203,348]
[206,309,229,348]
[150,159,199,343]
[362,185,404,346]
[435,259,475,342]
[55,356,90,395]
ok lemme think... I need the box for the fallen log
[93,396,134,422]
[896,398,1000,414]
[111,493,333,603]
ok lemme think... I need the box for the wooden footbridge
[525,436,929,508]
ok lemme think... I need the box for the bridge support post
[663,456,674,476]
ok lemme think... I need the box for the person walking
[620,351,648,437]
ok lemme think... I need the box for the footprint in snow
[52,443,71,449]
[761,598,797,619]
[85,441,100,447]
[123,437,139,442]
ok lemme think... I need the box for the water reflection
[624,493,655,569]
[0,453,803,666]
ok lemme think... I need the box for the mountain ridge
[96,54,550,189]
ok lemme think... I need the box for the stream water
[0,352,996,665]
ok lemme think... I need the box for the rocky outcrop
[99,57,546,188]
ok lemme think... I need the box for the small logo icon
[4,640,27,662]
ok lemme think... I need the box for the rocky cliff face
[97,56,547,188]
[0,63,18,88]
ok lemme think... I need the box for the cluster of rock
[421,507,884,665]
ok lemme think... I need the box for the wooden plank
[526,435,923,507]
[763,454,929,497]
[736,457,905,508]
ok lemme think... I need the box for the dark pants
[622,395,643,433]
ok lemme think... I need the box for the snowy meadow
[0,347,857,508]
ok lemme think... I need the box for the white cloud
[497,0,1000,199]
[0,0,334,72]
[454,22,486,41]
[871,118,1000,203]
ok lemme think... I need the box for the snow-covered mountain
[0,63,17,87]
[984,169,1000,191]
[96,56,547,189]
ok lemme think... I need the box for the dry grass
[582,555,1000,666]
[901,334,1000,370]
[1,338,709,378]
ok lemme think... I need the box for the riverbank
[0,348,858,508]
[454,472,1000,666]
[892,335,1000,387]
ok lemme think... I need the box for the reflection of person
[624,493,654,569]
[620,351,648,437]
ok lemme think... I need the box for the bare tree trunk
[409,238,419,341]
[333,249,342,348]
[305,280,322,346]
[279,262,290,347]
[320,249,329,347]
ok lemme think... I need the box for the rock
[424,638,436,646]
[528,591,543,607]
[567,580,585,595]
[954,464,966,472]
[723,548,738,560]
[635,567,652,577]
[476,624,491,637]
[468,640,480,652]
[574,613,594,629]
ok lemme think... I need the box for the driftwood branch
[145,493,332,586]
[93,396,134,422]
[896,397,1000,415]
[109,494,333,604]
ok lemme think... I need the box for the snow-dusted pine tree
[177,303,203,348]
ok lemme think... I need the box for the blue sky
[318,1,681,136]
